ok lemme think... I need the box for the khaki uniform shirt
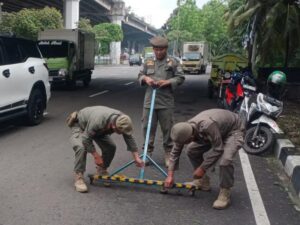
[169,109,245,171]
[77,106,138,153]
[138,56,185,109]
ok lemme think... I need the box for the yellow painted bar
[91,175,198,190]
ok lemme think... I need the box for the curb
[275,138,300,198]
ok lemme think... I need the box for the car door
[0,38,33,112]
[0,39,16,111]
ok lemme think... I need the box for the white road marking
[89,90,109,98]
[239,150,270,225]
[124,82,134,86]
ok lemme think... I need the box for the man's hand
[132,152,144,168]
[91,151,104,166]
[143,76,156,87]
[164,171,174,188]
[156,80,171,88]
[135,157,145,168]
[193,167,205,179]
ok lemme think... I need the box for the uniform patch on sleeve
[167,58,175,67]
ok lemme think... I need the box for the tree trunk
[251,33,258,76]
[284,34,289,68]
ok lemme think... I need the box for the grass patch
[277,100,300,147]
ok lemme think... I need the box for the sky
[124,0,210,28]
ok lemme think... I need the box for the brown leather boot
[95,166,109,176]
[213,188,231,209]
[74,172,88,193]
[184,175,211,191]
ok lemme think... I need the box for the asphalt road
[0,65,299,225]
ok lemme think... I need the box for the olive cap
[150,36,168,48]
[116,115,133,135]
[171,122,193,144]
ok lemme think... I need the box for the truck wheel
[26,89,45,125]
[66,79,76,90]
[83,75,91,87]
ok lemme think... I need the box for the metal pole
[139,89,156,179]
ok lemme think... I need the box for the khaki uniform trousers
[187,131,244,188]
[70,124,116,173]
[142,108,173,153]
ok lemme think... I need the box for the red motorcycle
[216,69,232,109]
[224,68,255,112]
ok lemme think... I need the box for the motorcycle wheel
[217,98,225,109]
[243,126,274,155]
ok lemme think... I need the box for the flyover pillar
[64,0,80,29]
[110,0,125,64]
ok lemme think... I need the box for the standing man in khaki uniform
[164,109,245,209]
[67,106,144,193]
[138,36,185,167]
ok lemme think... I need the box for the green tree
[77,18,93,33]
[164,0,242,57]
[165,0,202,55]
[0,12,16,33]
[0,7,63,39]
[228,0,300,68]
[93,23,123,55]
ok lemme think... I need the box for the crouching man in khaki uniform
[164,109,244,209]
[67,106,144,193]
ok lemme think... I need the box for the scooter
[239,87,283,155]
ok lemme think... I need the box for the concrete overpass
[0,0,159,64]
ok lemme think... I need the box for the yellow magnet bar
[88,174,199,190]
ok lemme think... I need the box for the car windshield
[38,40,69,58]
[183,52,201,61]
[130,55,139,60]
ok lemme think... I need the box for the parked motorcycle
[239,88,283,155]
[216,69,232,109]
[224,67,255,112]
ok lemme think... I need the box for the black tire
[26,89,45,125]
[83,74,92,87]
[217,98,225,109]
[243,126,274,155]
[66,79,76,90]
[207,80,214,99]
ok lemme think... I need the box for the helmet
[267,71,286,99]
[231,71,242,85]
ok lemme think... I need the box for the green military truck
[38,29,95,88]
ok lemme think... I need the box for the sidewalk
[275,99,300,201]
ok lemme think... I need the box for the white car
[0,36,51,125]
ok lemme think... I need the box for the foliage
[0,12,16,34]
[227,0,300,68]
[92,23,123,55]
[77,18,93,33]
[1,7,62,39]
[0,7,63,40]
[164,0,244,57]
